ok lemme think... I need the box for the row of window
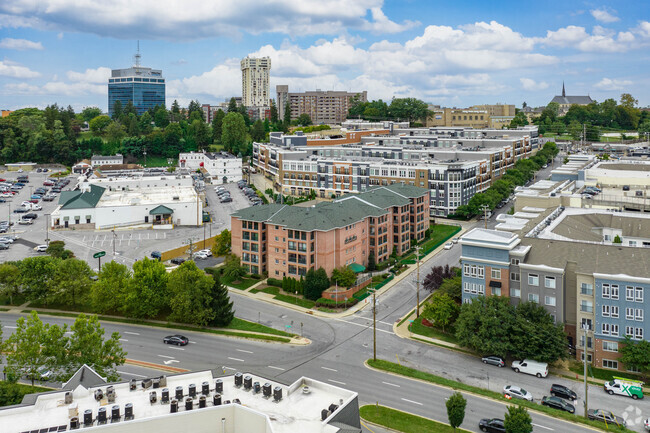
[463,282,485,294]
[528,274,556,289]
[602,305,644,321]
[601,323,644,339]
[602,284,645,302]
[463,264,484,279]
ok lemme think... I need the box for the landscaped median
[18,310,299,344]
[366,359,631,433]
[360,405,471,433]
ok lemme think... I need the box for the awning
[149,205,174,215]
[489,280,502,288]
[348,263,366,273]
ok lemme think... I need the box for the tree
[270,100,278,124]
[212,229,231,256]
[446,392,467,431]
[212,109,225,143]
[620,93,638,109]
[304,267,330,300]
[139,111,153,134]
[17,256,60,301]
[191,118,210,150]
[81,107,102,123]
[455,296,516,358]
[367,251,376,272]
[251,119,265,142]
[422,292,459,332]
[105,120,126,142]
[613,234,622,244]
[123,257,169,318]
[331,266,356,287]
[65,314,126,382]
[437,276,462,303]
[221,112,247,154]
[388,98,431,123]
[228,97,238,113]
[45,240,74,259]
[283,101,292,125]
[296,113,312,126]
[511,302,568,363]
[619,336,650,380]
[47,258,94,306]
[0,263,21,303]
[209,273,235,327]
[509,111,529,128]
[89,115,111,135]
[168,261,215,326]
[504,406,532,433]
[222,255,246,280]
[90,261,131,314]
[153,105,170,128]
[111,100,123,120]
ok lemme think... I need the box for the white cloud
[3,66,109,96]
[0,38,43,50]
[591,8,619,23]
[0,60,40,78]
[594,77,632,91]
[520,78,549,91]
[543,25,638,52]
[0,0,415,39]
[66,67,111,84]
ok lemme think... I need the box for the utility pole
[45,214,49,245]
[415,245,421,318]
[112,229,116,255]
[373,290,377,361]
[583,324,589,418]
[479,204,490,229]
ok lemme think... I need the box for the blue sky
[1,0,649,112]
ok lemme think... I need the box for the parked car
[163,335,189,346]
[550,384,577,401]
[451,237,459,244]
[36,366,52,381]
[443,242,453,250]
[18,218,33,225]
[541,395,575,413]
[503,385,533,401]
[511,359,548,378]
[0,237,14,244]
[23,213,38,220]
[0,243,9,250]
[478,418,505,433]
[13,208,28,213]
[220,197,233,203]
[623,185,630,191]
[193,252,208,260]
[644,417,649,431]
[34,245,48,252]
[587,409,626,427]
[481,355,505,368]
[604,379,644,399]
[170,257,185,265]
[150,251,162,260]
[42,195,55,201]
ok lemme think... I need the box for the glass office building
[108,66,165,117]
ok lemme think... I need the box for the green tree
[620,93,638,109]
[388,98,431,123]
[509,111,529,128]
[619,336,650,380]
[212,229,231,256]
[170,100,182,122]
[304,267,330,300]
[568,120,582,140]
[123,101,137,117]
[422,292,459,332]
[283,100,292,125]
[504,405,532,433]
[331,266,356,287]
[105,121,126,142]
[81,107,102,123]
[437,276,462,303]
[222,254,246,280]
[212,109,226,143]
[191,118,210,150]
[367,251,376,272]
[296,113,312,126]
[228,97,238,113]
[47,258,94,306]
[90,261,131,314]
[111,100,123,120]
[168,261,215,326]
[455,296,516,358]
[613,234,622,243]
[251,119,265,142]
[0,263,21,303]
[446,392,467,431]
[221,112,247,154]
[139,111,153,135]
[511,301,568,363]
[17,256,60,301]
[65,314,126,382]
[123,257,169,318]
[270,100,278,123]
[154,105,170,128]
[89,115,111,135]
[45,240,74,259]
[209,273,235,327]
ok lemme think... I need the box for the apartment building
[459,208,650,370]
[276,85,367,124]
[231,184,429,277]
[241,57,271,107]
[178,151,242,184]
[426,104,515,129]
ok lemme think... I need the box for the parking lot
[0,172,254,270]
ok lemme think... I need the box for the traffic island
[360,405,471,433]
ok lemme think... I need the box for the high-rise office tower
[108,45,165,117]
[241,57,271,107]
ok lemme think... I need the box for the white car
[18,218,33,225]
[193,252,208,260]
[443,242,453,250]
[503,385,533,401]
[21,201,32,208]
[451,237,459,244]
[34,245,48,252]
[0,237,14,243]
[644,417,649,431]
[31,204,42,211]
[198,249,213,257]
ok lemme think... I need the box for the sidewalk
[392,310,459,350]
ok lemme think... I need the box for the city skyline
[1,0,649,112]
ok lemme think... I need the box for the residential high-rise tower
[241,57,271,107]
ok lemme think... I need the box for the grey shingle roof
[62,364,107,390]
[59,184,105,209]
[552,213,650,241]
[550,95,594,105]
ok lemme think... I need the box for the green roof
[149,205,174,215]
[348,263,366,273]
[59,184,105,209]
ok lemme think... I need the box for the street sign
[93,251,106,259]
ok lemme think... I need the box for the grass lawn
[226,317,293,337]
[136,155,176,168]
[568,362,648,386]
[408,316,459,345]
[360,405,470,433]
[367,359,629,433]
[274,294,315,309]
[401,224,460,262]
[222,275,260,290]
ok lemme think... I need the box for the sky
[1,0,649,113]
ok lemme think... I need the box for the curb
[125,359,189,373]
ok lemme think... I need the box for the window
[602,305,610,317]
[580,300,593,312]
[603,341,618,352]
[478,266,484,278]
[626,286,634,301]
[611,325,619,336]
[581,283,593,295]
[528,274,539,286]
[463,264,470,276]
[511,258,520,265]
[602,359,618,370]
[635,309,644,321]
[636,287,644,302]
[601,323,610,335]
[611,285,619,300]
[545,296,556,306]
[510,288,521,298]
[626,326,634,337]
[510,272,520,281]
[611,306,619,318]
[491,269,501,279]
[626,307,634,320]
[581,352,592,363]
[545,276,556,289]
[492,287,501,296]
[602,284,610,299]
[636,327,644,340]
[580,335,593,349]
[581,318,592,330]
[528,293,539,303]
[463,282,470,293]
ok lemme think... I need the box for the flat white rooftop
[1,371,358,433]
[98,187,197,207]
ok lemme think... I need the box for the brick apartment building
[231,184,430,277]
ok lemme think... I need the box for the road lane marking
[334,318,394,334]
[117,371,147,378]
[5,326,16,329]
[321,366,337,372]
[124,331,140,335]
[158,355,175,359]
[224,366,236,370]
[236,349,253,354]
[328,379,346,385]
[168,346,185,351]
[268,366,285,371]
[119,339,128,342]
[228,357,245,362]
[382,381,400,387]
[532,424,553,431]
[189,341,196,344]
[401,398,423,406]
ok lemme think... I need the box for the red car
[28,199,39,204]
[43,181,54,186]
[0,178,5,182]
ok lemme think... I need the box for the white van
[511,359,548,378]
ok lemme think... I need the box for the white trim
[593,273,650,285]
[460,256,510,266]
[519,263,565,273]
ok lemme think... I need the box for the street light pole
[583,324,589,418]
[479,204,490,229]
[415,245,421,318]
[373,290,377,361]
[112,229,116,255]
[45,214,49,245]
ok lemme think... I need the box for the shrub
[267,278,283,287]
[249,274,262,280]
[316,297,359,308]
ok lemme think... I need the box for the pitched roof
[62,364,107,390]
[149,204,174,215]
[550,95,594,105]
[59,184,105,209]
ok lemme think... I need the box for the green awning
[348,263,366,273]
[149,205,174,215]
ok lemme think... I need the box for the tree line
[348,97,432,125]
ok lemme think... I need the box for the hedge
[316,297,359,308]
[267,278,283,287]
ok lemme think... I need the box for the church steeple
[562,81,566,97]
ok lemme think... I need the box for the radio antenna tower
[134,40,141,67]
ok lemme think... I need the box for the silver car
[503,385,533,401]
